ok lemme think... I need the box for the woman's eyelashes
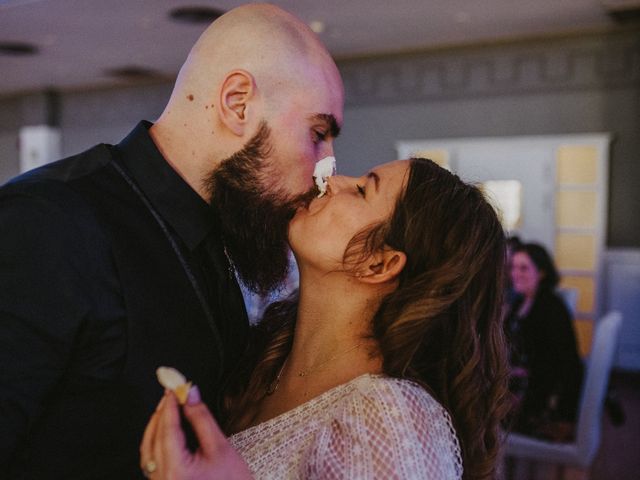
[356,184,366,197]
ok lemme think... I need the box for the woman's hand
[140,387,252,479]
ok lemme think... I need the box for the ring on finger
[142,459,158,477]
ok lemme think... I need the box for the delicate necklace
[266,358,287,395]
[297,343,363,377]
[266,343,363,395]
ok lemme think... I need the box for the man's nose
[319,141,335,161]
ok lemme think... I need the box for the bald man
[0,4,344,479]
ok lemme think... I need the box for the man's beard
[204,121,316,296]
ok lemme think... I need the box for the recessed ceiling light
[169,6,225,24]
[602,0,640,23]
[0,41,38,56]
[309,20,325,34]
[106,66,162,80]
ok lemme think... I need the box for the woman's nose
[326,175,354,195]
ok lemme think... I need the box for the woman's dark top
[505,288,584,436]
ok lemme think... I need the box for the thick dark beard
[204,121,316,296]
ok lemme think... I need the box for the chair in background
[557,287,578,317]
[504,311,623,480]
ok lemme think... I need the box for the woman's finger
[140,394,166,475]
[182,385,227,459]
[154,390,187,470]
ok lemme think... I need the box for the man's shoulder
[2,143,114,195]
[0,143,129,222]
[0,144,123,248]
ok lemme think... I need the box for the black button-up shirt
[117,122,249,369]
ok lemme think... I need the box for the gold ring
[143,459,158,477]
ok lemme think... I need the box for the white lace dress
[228,374,463,479]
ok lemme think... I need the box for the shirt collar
[115,121,217,251]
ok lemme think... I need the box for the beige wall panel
[555,233,596,270]
[560,275,595,313]
[574,318,593,358]
[556,145,598,185]
[556,190,598,228]
[414,149,449,169]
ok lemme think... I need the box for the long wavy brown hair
[224,158,510,480]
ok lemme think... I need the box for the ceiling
[0,0,637,97]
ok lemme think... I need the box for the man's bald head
[152,3,343,201]
[164,3,340,121]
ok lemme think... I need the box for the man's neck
[149,121,217,201]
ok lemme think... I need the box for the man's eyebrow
[310,113,341,138]
[367,172,380,192]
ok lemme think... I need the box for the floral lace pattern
[229,374,463,479]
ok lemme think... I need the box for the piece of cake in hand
[313,156,336,197]
[156,366,192,405]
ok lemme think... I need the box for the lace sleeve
[305,377,463,479]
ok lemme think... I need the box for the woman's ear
[218,69,255,136]
[357,249,407,285]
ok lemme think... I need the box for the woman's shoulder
[533,288,572,320]
[349,373,432,398]
[321,374,463,478]
[535,287,565,305]
[337,374,459,440]
[350,374,442,408]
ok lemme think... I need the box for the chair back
[574,311,622,464]
[557,287,578,316]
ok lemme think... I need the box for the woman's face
[510,251,543,298]
[289,160,409,272]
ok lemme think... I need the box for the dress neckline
[231,373,384,438]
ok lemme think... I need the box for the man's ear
[357,249,407,285]
[218,70,255,136]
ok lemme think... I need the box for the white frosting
[313,156,336,197]
[156,366,187,390]
[156,366,193,404]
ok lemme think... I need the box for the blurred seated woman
[141,158,509,479]
[505,242,584,441]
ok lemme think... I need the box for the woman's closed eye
[356,184,366,197]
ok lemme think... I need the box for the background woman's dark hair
[514,242,560,291]
[507,235,523,253]
[224,158,510,480]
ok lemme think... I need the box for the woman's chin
[287,215,303,245]
[305,195,331,216]
[291,206,307,224]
